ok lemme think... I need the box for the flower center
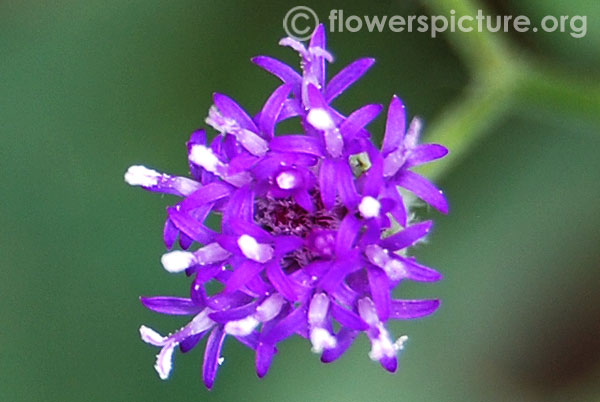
[254,192,346,270]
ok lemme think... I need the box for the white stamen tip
[359,196,381,219]
[155,342,176,380]
[310,328,337,353]
[394,335,409,351]
[276,171,297,190]
[368,326,396,361]
[308,293,330,326]
[224,316,260,336]
[124,165,161,187]
[255,293,285,322]
[218,357,225,366]
[139,325,167,346]
[383,259,406,281]
[161,251,196,273]
[307,108,335,130]
[189,145,220,173]
[237,234,273,263]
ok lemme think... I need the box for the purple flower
[126,24,448,389]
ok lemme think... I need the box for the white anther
[383,259,407,281]
[358,196,381,219]
[310,327,337,353]
[255,294,285,322]
[160,251,196,273]
[237,234,273,263]
[308,293,330,326]
[224,316,260,336]
[368,325,396,361]
[276,171,297,190]
[189,145,221,173]
[139,325,167,346]
[124,165,161,187]
[393,335,409,351]
[307,108,335,130]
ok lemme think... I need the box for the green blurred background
[2,0,599,401]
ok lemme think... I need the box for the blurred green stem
[419,0,600,181]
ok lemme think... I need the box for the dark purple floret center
[254,192,346,270]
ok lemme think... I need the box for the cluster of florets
[125,25,448,389]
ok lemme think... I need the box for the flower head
[126,24,448,389]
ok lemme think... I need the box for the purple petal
[319,258,356,293]
[360,145,384,197]
[224,260,263,293]
[390,299,441,319]
[227,153,259,175]
[234,128,269,156]
[221,133,241,160]
[358,220,382,247]
[336,160,359,209]
[306,83,328,109]
[251,56,302,92]
[245,274,271,297]
[261,304,307,344]
[188,129,207,146]
[140,296,203,316]
[180,331,208,353]
[193,263,223,283]
[205,291,253,311]
[168,207,216,244]
[325,58,375,102]
[381,95,406,155]
[331,281,360,307]
[366,266,390,321]
[202,326,226,390]
[194,242,231,265]
[191,278,207,305]
[406,144,449,168]
[277,98,303,121]
[274,235,304,255]
[235,331,259,350]
[269,135,324,157]
[323,127,343,158]
[380,356,398,373]
[293,189,314,212]
[303,260,331,279]
[265,260,298,301]
[395,170,449,214]
[321,327,358,363]
[256,342,276,378]
[380,221,433,251]
[215,234,239,255]
[384,185,407,227]
[339,104,382,140]
[330,303,368,331]
[259,84,292,139]
[230,219,273,243]
[179,183,231,211]
[319,158,337,210]
[335,214,361,255]
[163,218,178,250]
[308,24,327,86]
[209,302,257,323]
[213,93,258,133]
[224,186,254,223]
[397,257,443,282]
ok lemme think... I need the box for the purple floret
[126,24,448,389]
